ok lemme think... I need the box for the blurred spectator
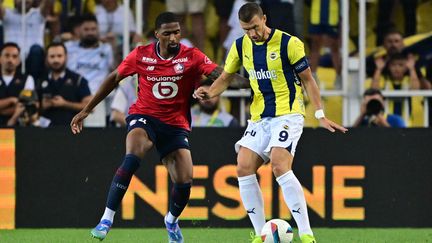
[6,89,50,127]
[223,0,255,58]
[165,0,206,51]
[0,0,56,80]
[191,79,239,127]
[54,0,96,32]
[214,0,234,59]
[353,88,406,128]
[260,0,295,35]
[61,15,83,43]
[368,29,430,89]
[110,76,137,127]
[66,14,114,127]
[38,42,92,126]
[0,42,35,126]
[95,0,141,64]
[372,53,420,90]
[371,53,420,124]
[376,0,417,46]
[308,0,341,89]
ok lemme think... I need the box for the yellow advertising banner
[0,129,15,229]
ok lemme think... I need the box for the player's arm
[195,41,245,99]
[299,68,347,133]
[70,70,125,134]
[196,69,237,99]
[206,66,249,89]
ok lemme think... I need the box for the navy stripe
[280,34,297,111]
[253,42,276,118]
[235,37,244,63]
[321,0,330,25]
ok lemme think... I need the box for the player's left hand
[193,87,210,100]
[319,117,348,133]
[70,111,90,134]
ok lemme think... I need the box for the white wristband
[315,109,325,119]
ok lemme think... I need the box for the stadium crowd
[0,0,431,128]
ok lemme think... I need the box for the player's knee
[236,162,255,177]
[271,161,291,177]
[128,140,152,158]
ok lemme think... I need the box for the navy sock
[106,154,141,210]
[169,183,191,217]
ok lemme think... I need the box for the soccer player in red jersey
[70,12,244,242]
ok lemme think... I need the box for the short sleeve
[288,36,309,73]
[193,49,217,76]
[224,42,242,74]
[118,48,138,77]
[77,76,92,100]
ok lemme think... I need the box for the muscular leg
[162,148,193,223]
[101,128,153,222]
[237,147,265,235]
[309,34,323,74]
[270,147,313,237]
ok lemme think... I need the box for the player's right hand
[70,111,89,134]
[193,87,210,100]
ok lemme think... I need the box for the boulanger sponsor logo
[146,75,183,82]
[248,69,277,80]
[172,57,188,64]
[142,56,157,64]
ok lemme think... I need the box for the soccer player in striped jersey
[70,12,245,243]
[194,3,347,243]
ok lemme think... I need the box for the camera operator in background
[0,42,35,126]
[7,89,50,127]
[353,88,406,128]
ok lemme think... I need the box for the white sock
[238,174,266,235]
[276,170,313,236]
[101,207,115,223]
[165,211,178,224]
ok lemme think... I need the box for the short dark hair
[0,42,20,54]
[238,2,263,22]
[387,52,407,64]
[363,88,383,98]
[155,12,179,30]
[46,42,67,55]
[80,14,98,24]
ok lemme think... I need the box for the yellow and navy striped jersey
[224,29,309,121]
[310,0,339,26]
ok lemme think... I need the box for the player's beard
[167,43,180,55]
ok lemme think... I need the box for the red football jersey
[117,43,217,130]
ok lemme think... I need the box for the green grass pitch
[1,228,431,242]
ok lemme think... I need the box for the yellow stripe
[310,0,321,25]
[329,0,339,26]
[0,129,15,229]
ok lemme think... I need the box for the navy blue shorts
[126,114,190,160]
[309,24,339,37]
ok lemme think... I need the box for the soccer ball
[260,219,294,243]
